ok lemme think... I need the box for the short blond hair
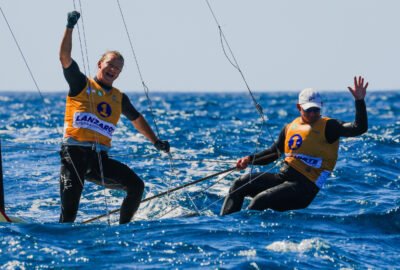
[99,51,124,63]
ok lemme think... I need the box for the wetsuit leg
[247,179,315,211]
[246,163,320,212]
[86,153,144,224]
[248,162,319,211]
[220,172,285,215]
[59,145,88,223]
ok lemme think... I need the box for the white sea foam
[1,261,26,270]
[277,109,288,117]
[266,238,330,253]
[238,249,257,257]
[0,96,12,102]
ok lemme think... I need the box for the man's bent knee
[126,177,144,198]
[229,174,251,193]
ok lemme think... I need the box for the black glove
[154,140,170,153]
[66,11,80,29]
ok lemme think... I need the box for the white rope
[72,0,111,225]
[157,169,236,219]
[201,0,283,211]
[0,144,236,164]
[1,5,90,221]
[115,0,201,216]
[188,162,281,216]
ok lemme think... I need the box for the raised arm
[325,76,368,143]
[59,11,80,68]
[348,76,368,100]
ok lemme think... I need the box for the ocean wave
[1,91,399,269]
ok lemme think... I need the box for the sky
[1,0,399,92]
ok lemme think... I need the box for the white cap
[298,88,322,110]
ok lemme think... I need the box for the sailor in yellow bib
[59,11,170,224]
[64,77,123,147]
[221,76,368,215]
[284,116,339,188]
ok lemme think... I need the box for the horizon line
[0,89,399,93]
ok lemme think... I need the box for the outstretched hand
[348,76,368,100]
[67,11,80,29]
[236,156,251,171]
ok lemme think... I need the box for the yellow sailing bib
[63,78,123,147]
[284,117,339,188]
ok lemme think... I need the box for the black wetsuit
[59,60,144,224]
[220,100,368,215]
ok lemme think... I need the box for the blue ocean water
[0,91,399,269]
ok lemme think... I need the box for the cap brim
[301,102,321,110]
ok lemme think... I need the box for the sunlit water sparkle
[0,91,399,269]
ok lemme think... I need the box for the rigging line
[0,144,236,164]
[1,6,70,143]
[184,161,281,217]
[84,39,111,225]
[82,153,277,223]
[1,4,88,221]
[203,0,268,184]
[76,0,91,76]
[115,0,200,214]
[168,155,202,216]
[0,144,235,164]
[203,0,283,190]
[1,145,58,152]
[203,0,281,148]
[115,0,163,163]
[204,0,261,115]
[115,0,145,89]
[2,4,98,223]
[248,116,265,183]
[192,168,235,200]
[165,154,176,210]
[72,0,88,75]
[71,0,110,224]
[82,164,238,224]
[220,28,282,160]
[112,155,235,164]
[115,0,161,137]
[96,149,111,225]
[156,169,236,220]
[0,7,55,126]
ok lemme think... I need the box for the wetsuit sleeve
[251,125,286,165]
[122,93,140,121]
[63,59,87,97]
[325,99,368,144]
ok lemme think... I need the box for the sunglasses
[303,107,321,113]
